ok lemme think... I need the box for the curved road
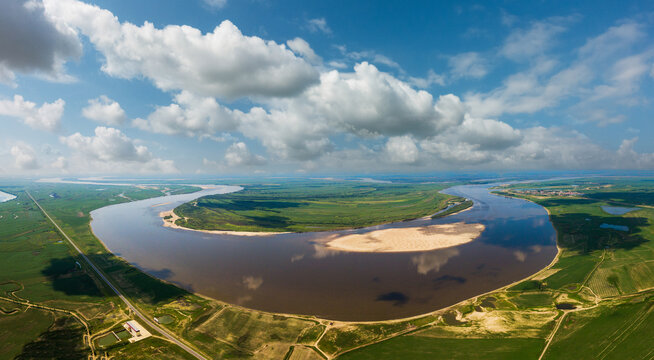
[26,191,208,360]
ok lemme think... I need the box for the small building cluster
[123,320,151,343]
[512,189,582,197]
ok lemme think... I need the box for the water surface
[600,223,629,232]
[601,206,638,215]
[91,184,557,321]
[0,190,16,203]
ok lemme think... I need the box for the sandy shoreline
[159,209,289,236]
[323,222,485,253]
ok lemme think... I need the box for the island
[162,182,476,236]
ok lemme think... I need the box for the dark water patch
[480,297,496,308]
[442,311,464,325]
[376,292,409,306]
[556,302,576,310]
[432,275,467,289]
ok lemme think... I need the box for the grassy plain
[174,182,458,232]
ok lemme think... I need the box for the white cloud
[224,142,266,167]
[60,126,177,173]
[82,95,126,126]
[287,37,321,64]
[384,136,419,164]
[203,0,227,9]
[52,156,68,170]
[616,137,654,169]
[578,22,644,60]
[408,69,445,88]
[43,0,319,98]
[10,143,39,170]
[0,0,81,84]
[501,19,569,61]
[449,52,488,79]
[133,91,237,136]
[306,18,331,34]
[0,95,64,132]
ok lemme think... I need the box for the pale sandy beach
[324,222,485,253]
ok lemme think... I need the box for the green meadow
[174,182,458,232]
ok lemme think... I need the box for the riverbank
[323,222,485,253]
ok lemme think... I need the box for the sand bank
[324,222,485,253]
[159,210,289,236]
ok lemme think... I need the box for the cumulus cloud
[0,0,81,84]
[616,137,654,169]
[224,142,266,166]
[60,126,177,173]
[43,0,319,98]
[384,136,419,164]
[287,37,321,64]
[306,18,331,34]
[234,64,471,160]
[82,95,126,126]
[133,91,237,137]
[11,143,39,170]
[0,95,64,132]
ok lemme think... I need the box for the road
[26,191,208,360]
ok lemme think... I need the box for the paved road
[27,191,208,360]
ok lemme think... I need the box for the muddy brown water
[90,184,556,321]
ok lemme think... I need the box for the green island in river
[170,182,468,233]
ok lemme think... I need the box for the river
[90,184,557,321]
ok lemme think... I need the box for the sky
[1,0,653,176]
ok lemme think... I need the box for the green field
[339,337,545,360]
[174,182,458,232]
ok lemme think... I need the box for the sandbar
[324,222,485,253]
[159,210,289,236]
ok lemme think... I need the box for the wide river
[91,184,557,321]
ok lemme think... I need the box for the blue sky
[1,0,653,175]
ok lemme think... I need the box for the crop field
[174,182,456,232]
[545,299,654,359]
[339,337,545,360]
